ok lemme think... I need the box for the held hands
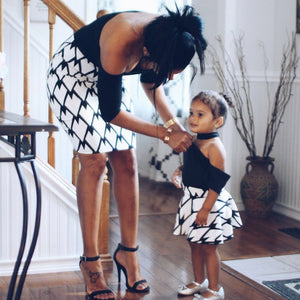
[163,128,192,153]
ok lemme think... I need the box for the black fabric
[182,143,230,194]
[73,11,149,122]
[97,69,122,122]
[71,11,160,122]
[73,13,123,122]
[140,70,158,83]
[197,132,219,140]
[207,165,230,194]
[74,13,120,67]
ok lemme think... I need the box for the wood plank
[1,177,299,299]
[0,110,58,134]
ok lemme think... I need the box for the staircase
[0,0,111,276]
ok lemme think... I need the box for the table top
[0,110,58,135]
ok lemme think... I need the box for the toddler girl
[172,90,242,300]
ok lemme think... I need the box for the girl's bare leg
[201,244,221,297]
[189,242,206,287]
[77,152,114,299]
[108,149,148,291]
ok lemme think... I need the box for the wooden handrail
[41,0,85,32]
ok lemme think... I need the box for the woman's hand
[166,129,193,153]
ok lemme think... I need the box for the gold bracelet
[164,117,178,128]
[163,128,172,144]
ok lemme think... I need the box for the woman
[47,5,207,300]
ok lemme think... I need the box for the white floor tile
[273,254,300,270]
[224,256,299,277]
[223,254,300,284]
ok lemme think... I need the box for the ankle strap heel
[113,243,149,293]
[79,255,100,266]
[79,255,115,299]
[117,243,139,252]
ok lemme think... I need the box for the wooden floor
[1,177,300,300]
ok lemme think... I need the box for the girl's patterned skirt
[174,186,243,244]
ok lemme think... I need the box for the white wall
[192,0,300,218]
[1,0,300,221]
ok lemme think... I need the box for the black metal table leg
[0,110,58,300]
[14,161,42,300]
[7,162,29,300]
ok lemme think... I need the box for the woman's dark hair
[143,5,207,88]
[192,90,229,127]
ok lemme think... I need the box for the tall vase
[240,156,278,218]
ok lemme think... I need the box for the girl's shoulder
[207,139,226,171]
[194,137,226,171]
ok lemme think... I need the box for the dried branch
[209,35,256,157]
[263,33,298,158]
[209,33,298,159]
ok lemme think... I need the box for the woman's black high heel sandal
[113,243,150,293]
[79,255,115,300]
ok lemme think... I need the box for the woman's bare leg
[108,149,148,290]
[77,152,114,299]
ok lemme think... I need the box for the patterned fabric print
[46,35,136,154]
[173,186,242,244]
[149,146,182,181]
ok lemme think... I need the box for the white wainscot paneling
[0,141,82,276]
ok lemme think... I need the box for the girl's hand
[195,208,210,226]
[171,168,182,188]
[166,129,192,153]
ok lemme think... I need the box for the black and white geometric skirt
[173,186,243,244]
[46,35,136,154]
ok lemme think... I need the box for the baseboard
[0,255,113,277]
[272,203,300,222]
[0,256,79,277]
[232,199,300,222]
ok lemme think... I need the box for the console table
[0,110,58,300]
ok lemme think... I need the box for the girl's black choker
[197,132,219,140]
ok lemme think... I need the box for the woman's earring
[143,47,150,56]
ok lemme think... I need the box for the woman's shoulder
[101,11,156,37]
[100,12,155,74]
